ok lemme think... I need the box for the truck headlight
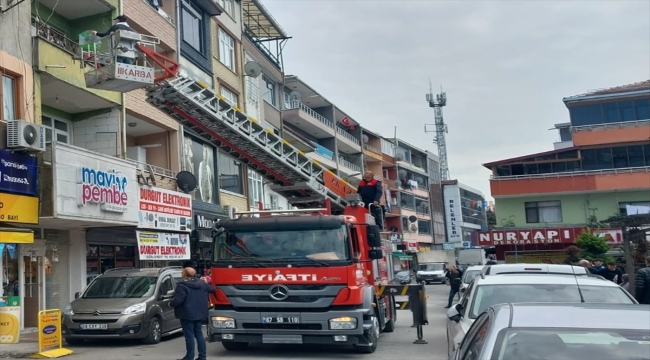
[211,316,235,329]
[329,317,357,330]
[63,305,74,316]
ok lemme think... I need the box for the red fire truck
[205,194,395,354]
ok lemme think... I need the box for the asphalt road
[60,284,452,360]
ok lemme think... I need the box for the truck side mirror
[366,225,382,248]
[368,249,383,260]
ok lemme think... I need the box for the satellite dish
[408,215,418,223]
[362,134,369,143]
[244,61,262,78]
[393,180,401,187]
[176,171,198,193]
[398,169,407,178]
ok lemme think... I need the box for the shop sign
[78,167,129,213]
[477,227,586,246]
[592,228,623,245]
[138,186,192,232]
[404,241,418,252]
[0,305,21,344]
[136,231,191,260]
[0,149,38,196]
[0,193,39,224]
[446,199,461,241]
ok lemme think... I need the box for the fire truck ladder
[146,77,355,213]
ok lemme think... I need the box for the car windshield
[396,271,410,277]
[462,270,482,284]
[82,276,157,299]
[470,284,635,318]
[419,263,445,271]
[493,328,650,360]
[213,225,351,265]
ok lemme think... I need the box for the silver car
[448,303,650,360]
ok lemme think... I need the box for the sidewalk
[0,328,39,359]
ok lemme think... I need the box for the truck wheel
[222,341,248,351]
[353,316,379,354]
[383,298,395,333]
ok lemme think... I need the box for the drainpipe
[119,0,127,158]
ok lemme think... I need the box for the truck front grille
[240,295,320,303]
[242,323,322,330]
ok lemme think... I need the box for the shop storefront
[0,149,40,335]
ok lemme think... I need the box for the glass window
[82,276,158,299]
[618,101,635,121]
[217,0,233,14]
[400,192,415,209]
[417,220,431,235]
[218,28,235,71]
[181,4,202,52]
[634,99,650,120]
[218,151,243,194]
[262,75,276,106]
[570,104,602,126]
[2,75,16,120]
[220,86,237,106]
[41,115,71,144]
[582,148,613,171]
[619,201,650,216]
[159,276,173,294]
[552,162,567,173]
[525,201,562,223]
[602,102,620,123]
[644,145,650,166]
[627,145,644,167]
[248,169,264,207]
[611,146,629,168]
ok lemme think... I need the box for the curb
[0,350,34,359]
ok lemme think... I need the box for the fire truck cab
[206,194,395,354]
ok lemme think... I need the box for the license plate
[79,323,108,330]
[262,316,300,324]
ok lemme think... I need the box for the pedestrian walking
[634,256,650,304]
[444,265,464,309]
[170,267,216,360]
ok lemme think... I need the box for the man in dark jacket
[598,261,623,284]
[357,171,383,229]
[634,256,650,304]
[444,265,464,308]
[170,267,216,360]
[90,15,137,64]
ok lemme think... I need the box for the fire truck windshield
[213,225,351,265]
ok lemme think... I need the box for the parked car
[62,266,184,345]
[460,265,484,293]
[446,273,638,355]
[393,270,412,284]
[480,263,590,276]
[448,303,650,360]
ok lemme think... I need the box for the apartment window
[220,86,238,106]
[218,152,243,195]
[263,75,277,106]
[217,0,234,14]
[619,201,650,216]
[41,115,71,144]
[400,192,415,209]
[381,139,395,157]
[417,220,432,235]
[181,4,202,52]
[270,194,279,209]
[218,28,235,71]
[525,201,562,223]
[1,72,18,120]
[248,169,264,207]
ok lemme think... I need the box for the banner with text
[137,186,192,232]
[136,231,191,260]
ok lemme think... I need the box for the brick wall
[211,20,244,109]
[221,191,248,211]
[123,0,177,52]
[126,89,179,130]
[72,109,120,156]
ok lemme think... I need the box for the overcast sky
[263,0,650,199]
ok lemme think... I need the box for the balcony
[336,126,361,153]
[283,101,336,138]
[33,20,122,114]
[490,166,650,197]
[125,115,180,173]
[363,143,383,162]
[123,0,177,52]
[571,119,650,147]
[307,144,337,170]
[36,0,118,20]
[338,156,362,175]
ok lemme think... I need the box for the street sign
[462,241,472,248]
[30,309,73,358]
[443,242,455,250]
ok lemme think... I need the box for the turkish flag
[341,116,355,130]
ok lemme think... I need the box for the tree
[574,231,610,262]
[486,209,497,230]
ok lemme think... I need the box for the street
[57,284,450,360]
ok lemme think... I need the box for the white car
[459,265,484,293]
[445,273,638,356]
[480,263,590,276]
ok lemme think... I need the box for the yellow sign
[0,193,39,224]
[0,306,21,344]
[0,229,34,244]
[30,309,73,359]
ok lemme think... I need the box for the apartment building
[480,80,650,261]
[0,0,201,329]
[426,151,446,249]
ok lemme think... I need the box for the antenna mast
[424,79,450,180]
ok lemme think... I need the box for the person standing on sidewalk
[170,267,216,360]
[634,256,650,304]
[445,265,464,309]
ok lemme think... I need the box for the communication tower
[424,81,450,180]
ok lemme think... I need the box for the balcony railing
[571,119,650,132]
[286,101,334,128]
[33,18,80,56]
[338,156,362,173]
[141,0,175,24]
[337,127,360,145]
[364,144,381,154]
[491,166,650,180]
[129,159,176,178]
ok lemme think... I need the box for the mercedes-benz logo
[93,310,101,316]
[268,285,289,301]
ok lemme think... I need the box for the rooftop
[483,146,579,168]
[563,80,650,103]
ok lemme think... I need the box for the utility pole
[424,80,449,180]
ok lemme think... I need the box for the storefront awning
[392,252,413,260]
[0,228,34,243]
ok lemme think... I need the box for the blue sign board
[462,241,472,248]
[0,149,39,196]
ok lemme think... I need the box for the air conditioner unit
[409,223,418,233]
[224,205,238,219]
[6,120,46,153]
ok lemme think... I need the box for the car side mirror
[447,303,462,323]
[163,290,175,299]
[460,288,466,293]
[74,292,80,299]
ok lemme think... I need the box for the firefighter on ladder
[356,171,384,230]
[90,15,138,64]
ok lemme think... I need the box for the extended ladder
[146,77,357,213]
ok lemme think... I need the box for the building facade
[427,151,446,249]
[481,80,650,261]
[442,180,488,249]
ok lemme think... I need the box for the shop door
[22,255,45,328]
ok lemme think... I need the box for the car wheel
[64,338,85,346]
[222,341,248,351]
[142,317,162,344]
[353,315,379,354]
